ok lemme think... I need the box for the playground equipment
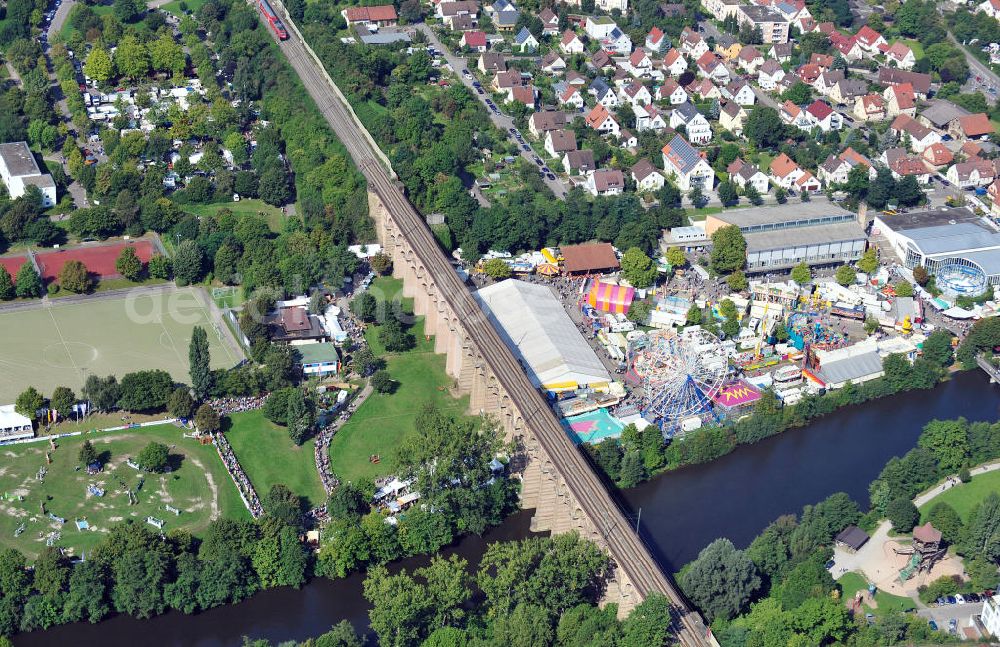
[126,459,142,471]
[87,485,105,497]
[75,518,89,531]
[146,516,165,530]
[45,531,60,547]
[47,513,65,524]
[164,504,181,516]
[897,522,947,582]
[35,467,46,481]
[629,329,728,437]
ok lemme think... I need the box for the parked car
[546,173,555,180]
[955,594,966,604]
[948,618,957,633]
[521,144,530,151]
[928,620,938,631]
[824,560,835,570]
[936,597,947,606]
[533,157,542,166]
[945,596,957,605]
[966,593,981,603]
[541,166,550,173]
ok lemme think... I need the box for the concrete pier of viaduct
[259,3,713,642]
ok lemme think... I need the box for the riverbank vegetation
[587,330,956,489]
[679,415,1000,646]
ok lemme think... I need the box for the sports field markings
[46,308,84,384]
[190,288,239,365]
[154,309,185,367]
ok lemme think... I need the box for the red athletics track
[0,255,27,280]
[34,241,154,280]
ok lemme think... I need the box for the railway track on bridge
[267,17,710,646]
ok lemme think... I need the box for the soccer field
[0,287,242,402]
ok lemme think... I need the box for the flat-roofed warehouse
[704,202,867,272]
[474,279,612,393]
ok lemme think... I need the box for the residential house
[478,52,506,74]
[661,133,715,190]
[757,59,785,91]
[560,30,585,54]
[586,169,626,196]
[670,102,713,144]
[632,158,666,192]
[883,148,931,183]
[919,100,969,131]
[656,79,688,104]
[342,4,397,26]
[627,48,654,77]
[601,27,633,55]
[528,110,568,138]
[540,52,567,74]
[591,78,620,108]
[493,7,519,31]
[854,94,887,122]
[662,49,688,76]
[737,5,790,43]
[696,51,731,83]
[890,115,941,153]
[810,53,834,70]
[719,100,747,134]
[794,171,822,192]
[774,72,798,95]
[818,148,875,185]
[447,14,477,31]
[687,78,721,100]
[715,34,742,61]
[539,7,559,35]
[829,79,867,105]
[585,104,621,136]
[878,68,931,99]
[619,129,638,149]
[829,32,863,61]
[723,79,756,106]
[634,103,668,132]
[703,0,742,20]
[590,50,614,72]
[813,69,845,96]
[883,83,916,118]
[953,113,996,142]
[563,149,596,175]
[585,16,617,39]
[514,27,539,52]
[780,100,812,131]
[989,179,1000,216]
[555,83,584,109]
[645,26,668,53]
[737,45,765,72]
[729,159,769,193]
[680,27,709,58]
[921,142,954,168]
[544,129,577,157]
[437,1,479,21]
[855,26,887,54]
[796,63,822,85]
[507,84,536,108]
[769,152,805,188]
[461,30,488,51]
[596,0,629,14]
[885,42,916,70]
[769,42,793,63]
[977,0,1000,17]
[492,69,524,92]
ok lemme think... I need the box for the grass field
[327,277,469,483]
[181,199,289,232]
[60,4,113,39]
[0,287,241,402]
[919,469,1000,523]
[0,424,248,558]
[839,572,917,616]
[224,410,326,509]
[159,0,208,17]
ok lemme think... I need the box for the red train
[258,0,289,40]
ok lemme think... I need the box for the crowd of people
[208,396,267,416]
[213,431,263,518]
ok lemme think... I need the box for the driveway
[415,23,568,199]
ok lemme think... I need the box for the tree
[621,593,673,647]
[369,253,393,276]
[681,538,760,622]
[114,35,149,80]
[885,497,919,532]
[59,260,92,293]
[15,386,43,420]
[665,247,686,268]
[137,442,170,472]
[50,386,76,418]
[259,169,290,206]
[379,316,415,352]
[168,387,195,419]
[150,32,185,76]
[918,419,969,473]
[726,270,748,292]
[688,186,706,208]
[895,174,923,207]
[620,247,657,289]
[188,326,212,400]
[148,254,171,280]
[482,258,512,280]
[626,299,651,325]
[921,330,954,369]
[363,564,431,647]
[857,248,878,274]
[194,403,220,434]
[492,603,553,647]
[371,370,394,394]
[686,303,703,326]
[834,264,856,286]
[0,268,13,300]
[284,388,314,445]
[744,183,763,206]
[113,0,144,23]
[618,450,645,488]
[927,502,963,543]
[172,240,204,286]
[83,375,121,412]
[710,225,747,274]
[15,262,41,298]
[774,186,787,204]
[745,107,786,149]
[78,439,98,467]
[351,293,378,323]
[84,46,113,84]
[782,82,812,105]
[718,181,739,207]
[894,281,913,297]
[790,262,811,285]
[912,265,929,286]
[116,246,142,281]
[63,560,110,623]
[117,370,174,411]
[719,299,741,339]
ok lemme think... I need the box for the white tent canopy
[475,279,612,391]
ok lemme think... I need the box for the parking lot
[918,600,985,638]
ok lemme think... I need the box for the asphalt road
[415,23,568,199]
[948,32,999,106]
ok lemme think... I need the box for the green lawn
[224,409,326,509]
[181,199,289,232]
[902,39,925,60]
[0,424,248,559]
[159,0,207,18]
[919,469,1000,523]
[839,572,917,616]
[60,4,113,40]
[327,276,469,483]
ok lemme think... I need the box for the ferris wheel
[630,329,729,437]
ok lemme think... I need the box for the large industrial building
[475,279,611,392]
[872,208,1000,296]
[704,202,867,272]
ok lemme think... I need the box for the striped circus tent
[586,281,635,314]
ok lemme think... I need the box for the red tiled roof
[960,113,995,137]
[344,4,397,21]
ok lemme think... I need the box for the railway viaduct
[257,4,712,642]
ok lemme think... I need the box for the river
[21,371,999,646]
